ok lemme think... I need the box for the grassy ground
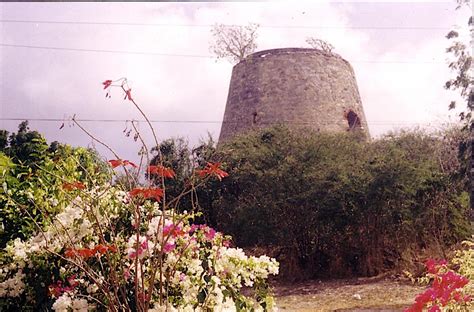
[273,278,426,312]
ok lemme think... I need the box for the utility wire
[0,43,444,64]
[0,19,452,30]
[0,43,211,59]
[0,117,454,126]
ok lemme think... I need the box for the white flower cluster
[0,269,25,297]
[52,292,94,312]
[1,187,279,311]
[144,222,279,311]
[6,201,93,259]
[214,247,279,288]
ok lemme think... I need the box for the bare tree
[210,23,259,64]
[306,37,334,53]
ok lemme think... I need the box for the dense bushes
[0,122,109,248]
[5,119,468,281]
[207,127,471,279]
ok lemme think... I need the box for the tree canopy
[210,23,259,64]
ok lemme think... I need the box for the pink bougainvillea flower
[196,162,229,181]
[128,239,149,259]
[163,243,175,253]
[147,165,176,179]
[124,269,131,280]
[427,305,441,312]
[405,259,470,312]
[48,275,79,298]
[425,259,447,274]
[205,227,217,241]
[188,224,199,234]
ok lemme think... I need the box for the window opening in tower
[346,110,361,131]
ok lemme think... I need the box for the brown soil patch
[273,278,425,312]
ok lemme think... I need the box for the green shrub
[210,126,471,279]
[0,122,110,248]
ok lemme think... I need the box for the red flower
[65,244,116,259]
[196,162,228,181]
[108,159,138,169]
[64,248,77,258]
[147,165,176,179]
[124,89,133,101]
[163,224,185,237]
[62,181,86,191]
[102,80,112,89]
[77,248,95,258]
[129,187,164,202]
[93,245,109,255]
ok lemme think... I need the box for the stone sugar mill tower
[218,48,369,142]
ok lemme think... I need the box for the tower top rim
[237,48,350,66]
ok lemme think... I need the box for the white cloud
[0,1,470,161]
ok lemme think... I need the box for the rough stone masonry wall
[218,48,370,142]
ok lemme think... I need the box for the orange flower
[62,181,86,191]
[77,249,95,258]
[108,159,138,169]
[93,245,108,255]
[129,187,164,202]
[93,244,117,255]
[147,165,176,179]
[196,162,229,181]
[65,245,116,259]
[64,248,77,258]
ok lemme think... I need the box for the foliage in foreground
[0,187,278,311]
[405,238,474,311]
[0,122,108,248]
[0,79,278,311]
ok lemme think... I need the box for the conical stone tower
[218,48,369,142]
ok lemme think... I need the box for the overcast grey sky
[0,1,471,163]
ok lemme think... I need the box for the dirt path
[273,279,426,312]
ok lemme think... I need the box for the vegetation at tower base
[142,127,471,281]
[208,126,472,280]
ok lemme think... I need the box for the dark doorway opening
[346,110,361,131]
